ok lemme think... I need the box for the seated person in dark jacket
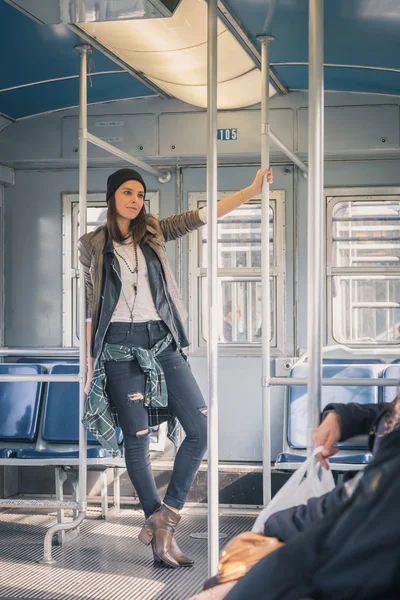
[190,412,400,600]
[225,421,400,600]
[263,399,391,543]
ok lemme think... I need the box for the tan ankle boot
[138,504,194,568]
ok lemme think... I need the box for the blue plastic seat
[17,447,112,459]
[17,358,79,364]
[322,358,385,365]
[41,364,123,446]
[0,364,46,443]
[275,452,373,466]
[288,365,378,450]
[42,364,122,445]
[0,449,17,458]
[382,365,400,404]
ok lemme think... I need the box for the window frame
[188,190,286,356]
[326,186,400,348]
[62,192,159,347]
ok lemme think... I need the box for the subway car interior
[0,0,399,598]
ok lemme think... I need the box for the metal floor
[0,508,254,600]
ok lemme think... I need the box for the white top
[111,241,161,323]
[86,209,207,323]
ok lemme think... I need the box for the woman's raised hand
[249,168,273,196]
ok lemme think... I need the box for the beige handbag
[203,531,283,591]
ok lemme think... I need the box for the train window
[62,192,159,347]
[327,192,400,346]
[189,191,286,355]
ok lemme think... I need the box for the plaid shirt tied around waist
[82,333,179,456]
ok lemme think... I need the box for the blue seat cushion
[0,448,18,458]
[17,447,113,459]
[42,365,122,445]
[276,452,372,466]
[17,358,79,364]
[0,364,46,442]
[330,453,372,465]
[275,453,306,464]
[288,365,378,449]
[383,365,400,404]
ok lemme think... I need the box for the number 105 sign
[217,128,238,141]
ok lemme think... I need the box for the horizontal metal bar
[333,236,400,242]
[269,130,308,177]
[87,133,171,183]
[270,377,399,387]
[329,269,400,275]
[0,374,80,382]
[202,238,272,244]
[0,347,79,357]
[274,461,368,472]
[0,498,79,509]
[351,302,400,309]
[333,216,400,222]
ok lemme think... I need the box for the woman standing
[79,167,273,569]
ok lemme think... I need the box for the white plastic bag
[252,447,335,533]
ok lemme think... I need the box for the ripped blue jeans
[105,321,208,517]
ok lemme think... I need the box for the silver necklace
[113,242,139,321]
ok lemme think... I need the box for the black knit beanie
[106,168,147,203]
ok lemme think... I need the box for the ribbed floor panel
[0,508,253,600]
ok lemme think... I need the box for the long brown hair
[106,194,148,245]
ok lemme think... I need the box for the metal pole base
[256,35,275,43]
[38,557,57,566]
[74,44,91,52]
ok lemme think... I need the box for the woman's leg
[105,359,161,518]
[157,347,208,510]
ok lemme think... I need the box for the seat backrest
[17,358,79,370]
[322,358,386,365]
[289,365,379,449]
[0,364,46,442]
[382,365,400,404]
[42,364,122,445]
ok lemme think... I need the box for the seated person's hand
[313,412,341,469]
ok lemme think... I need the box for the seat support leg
[112,467,121,513]
[100,470,108,520]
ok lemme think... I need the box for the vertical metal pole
[307,0,324,454]
[207,0,219,577]
[257,35,274,506]
[77,44,90,509]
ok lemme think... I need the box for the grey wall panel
[62,114,158,159]
[190,356,285,462]
[159,109,294,157]
[0,97,195,163]
[4,168,176,347]
[0,114,63,163]
[298,105,400,154]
